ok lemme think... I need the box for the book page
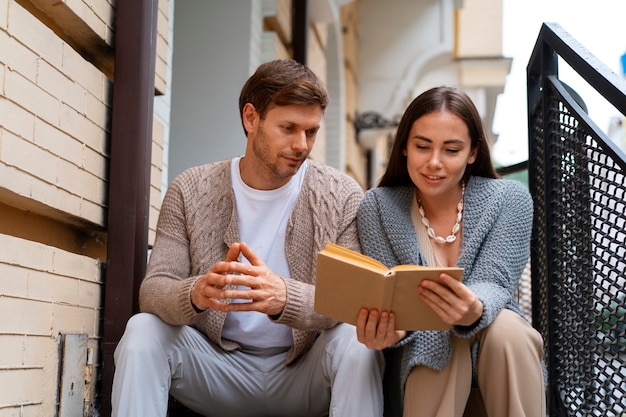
[321,243,388,272]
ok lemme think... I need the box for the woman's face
[403,110,477,200]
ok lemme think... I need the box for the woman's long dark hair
[378,86,498,187]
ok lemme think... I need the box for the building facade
[0,0,508,415]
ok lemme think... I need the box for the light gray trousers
[112,313,384,417]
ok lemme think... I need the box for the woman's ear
[468,145,478,164]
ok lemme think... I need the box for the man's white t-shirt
[221,156,306,348]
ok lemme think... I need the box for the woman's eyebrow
[410,135,432,142]
[410,136,465,145]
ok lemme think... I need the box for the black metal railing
[527,22,626,416]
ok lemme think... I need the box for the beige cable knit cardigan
[139,159,364,365]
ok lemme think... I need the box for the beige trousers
[403,309,546,417]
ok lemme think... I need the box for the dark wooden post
[292,0,309,64]
[100,0,158,415]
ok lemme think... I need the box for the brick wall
[0,0,110,226]
[0,0,169,414]
[0,233,102,416]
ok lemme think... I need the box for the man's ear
[242,103,259,132]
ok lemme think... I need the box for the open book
[314,243,463,330]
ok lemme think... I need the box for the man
[111,59,383,417]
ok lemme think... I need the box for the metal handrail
[527,22,626,416]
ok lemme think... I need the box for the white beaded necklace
[417,183,465,244]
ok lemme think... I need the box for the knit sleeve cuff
[270,277,309,324]
[452,298,490,338]
[180,275,207,321]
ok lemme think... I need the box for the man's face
[242,103,323,189]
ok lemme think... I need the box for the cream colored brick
[53,187,83,217]
[56,158,100,202]
[59,102,105,152]
[28,176,63,211]
[84,90,108,129]
[61,43,105,100]
[0,63,4,94]
[156,11,168,44]
[157,0,168,31]
[37,59,85,114]
[149,191,160,225]
[28,270,78,305]
[33,118,83,167]
[151,162,162,182]
[150,181,161,209]
[155,4,169,94]
[79,198,105,226]
[88,0,115,39]
[0,234,53,271]
[64,0,108,39]
[0,162,33,200]
[0,30,38,81]
[0,368,45,405]
[152,141,164,168]
[78,279,102,309]
[0,262,28,297]
[0,0,7,30]
[52,246,100,281]
[21,335,59,415]
[7,2,63,69]
[156,31,169,63]
[155,55,167,94]
[0,96,35,140]
[149,200,159,230]
[152,118,164,147]
[100,20,114,45]
[148,227,156,247]
[1,297,52,335]
[22,335,56,367]
[5,69,60,126]
[52,303,98,336]
[19,404,49,417]
[1,129,58,185]
[32,182,81,221]
[82,144,107,180]
[0,335,25,367]
[0,408,22,417]
[96,176,107,205]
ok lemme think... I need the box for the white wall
[168,0,255,182]
[357,0,455,120]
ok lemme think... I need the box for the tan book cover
[314,243,464,330]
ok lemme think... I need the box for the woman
[356,86,545,417]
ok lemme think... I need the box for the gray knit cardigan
[139,159,364,366]
[357,176,533,416]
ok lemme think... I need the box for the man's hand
[191,242,287,316]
